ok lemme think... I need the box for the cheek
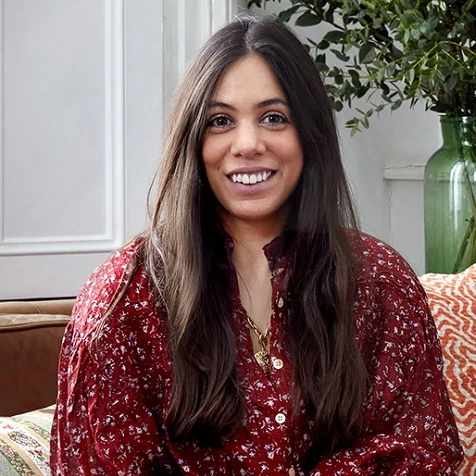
[280,141,304,174]
[201,135,226,172]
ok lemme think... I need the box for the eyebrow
[208,98,289,110]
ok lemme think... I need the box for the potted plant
[248,0,476,274]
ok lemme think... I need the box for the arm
[50,246,175,475]
[311,269,463,475]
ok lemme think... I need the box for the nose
[230,121,266,158]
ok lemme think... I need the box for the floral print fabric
[50,234,463,475]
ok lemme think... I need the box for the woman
[50,15,463,475]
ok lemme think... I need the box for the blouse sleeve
[50,249,175,475]
[310,264,463,475]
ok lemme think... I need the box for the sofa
[0,267,474,475]
[0,299,74,474]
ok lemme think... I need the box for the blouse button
[277,296,284,308]
[273,358,284,370]
[275,412,286,424]
[288,468,296,476]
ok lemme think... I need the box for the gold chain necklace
[245,313,271,374]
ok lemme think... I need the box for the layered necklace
[245,312,271,375]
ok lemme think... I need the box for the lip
[226,167,275,176]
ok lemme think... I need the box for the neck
[221,215,285,270]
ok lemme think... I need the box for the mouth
[228,171,275,185]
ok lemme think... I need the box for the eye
[207,115,233,129]
[261,113,289,126]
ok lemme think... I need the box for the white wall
[0,0,248,300]
[250,1,443,275]
[0,0,438,301]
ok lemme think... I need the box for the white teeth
[230,171,272,185]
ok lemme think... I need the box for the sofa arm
[0,311,71,416]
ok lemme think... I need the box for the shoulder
[352,232,431,340]
[352,234,435,356]
[355,232,422,294]
[69,234,162,342]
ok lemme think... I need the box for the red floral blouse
[50,233,463,475]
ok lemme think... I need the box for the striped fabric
[0,405,54,475]
[420,265,476,476]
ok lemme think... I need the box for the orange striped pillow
[419,265,476,476]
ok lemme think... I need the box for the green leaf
[349,70,361,87]
[391,99,403,111]
[295,11,321,26]
[323,30,347,43]
[359,44,376,64]
[447,73,458,90]
[351,126,360,137]
[315,53,326,64]
[390,46,403,60]
[439,42,451,52]
[316,40,330,49]
[411,28,421,40]
[278,5,300,23]
[463,0,476,14]
[386,64,396,76]
[330,48,350,62]
[401,10,423,28]
[333,100,344,112]
[419,21,432,37]
[356,86,369,98]
[315,62,329,73]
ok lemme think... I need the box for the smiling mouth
[229,171,274,185]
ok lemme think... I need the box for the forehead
[210,54,286,104]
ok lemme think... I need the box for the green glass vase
[424,116,476,274]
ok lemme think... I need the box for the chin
[228,207,286,224]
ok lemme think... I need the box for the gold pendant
[254,349,270,374]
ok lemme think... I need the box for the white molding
[0,236,123,257]
[0,0,126,255]
[383,164,425,181]
[162,0,243,117]
[106,0,126,245]
[211,0,245,30]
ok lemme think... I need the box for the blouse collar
[221,228,293,272]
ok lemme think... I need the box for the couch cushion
[0,405,54,475]
[419,265,476,475]
[0,299,75,316]
[0,315,70,417]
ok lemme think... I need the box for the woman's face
[202,54,303,228]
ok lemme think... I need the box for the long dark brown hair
[145,14,368,465]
